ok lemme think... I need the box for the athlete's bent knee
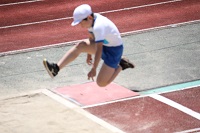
[96,81,108,87]
[75,41,86,48]
[74,41,88,53]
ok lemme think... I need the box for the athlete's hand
[86,54,93,65]
[87,68,96,81]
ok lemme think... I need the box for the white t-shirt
[88,13,123,47]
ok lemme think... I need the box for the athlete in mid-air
[43,4,134,87]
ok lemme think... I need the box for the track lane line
[0,19,199,57]
[150,94,200,121]
[175,128,200,133]
[0,0,43,7]
[121,19,200,36]
[100,0,182,14]
[0,0,182,29]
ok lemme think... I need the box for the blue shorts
[101,45,123,69]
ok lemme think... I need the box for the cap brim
[71,20,81,26]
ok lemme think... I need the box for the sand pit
[0,91,118,133]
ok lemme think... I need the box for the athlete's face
[79,16,93,28]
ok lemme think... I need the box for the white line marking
[150,94,200,120]
[82,95,146,109]
[55,93,84,106]
[42,89,125,133]
[83,84,200,109]
[99,0,182,14]
[0,17,69,29]
[0,39,80,56]
[0,0,182,29]
[0,19,199,57]
[121,19,200,36]
[175,128,200,133]
[0,0,43,7]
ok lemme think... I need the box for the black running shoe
[43,59,59,78]
[120,57,135,70]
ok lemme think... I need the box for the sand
[0,91,116,133]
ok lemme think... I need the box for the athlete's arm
[86,32,95,65]
[87,42,103,81]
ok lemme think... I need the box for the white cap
[71,4,92,26]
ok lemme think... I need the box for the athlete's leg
[96,63,122,87]
[43,39,95,78]
[57,39,95,70]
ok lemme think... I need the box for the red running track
[0,0,200,53]
[0,0,170,27]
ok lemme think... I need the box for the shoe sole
[43,59,54,78]
[121,57,135,68]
